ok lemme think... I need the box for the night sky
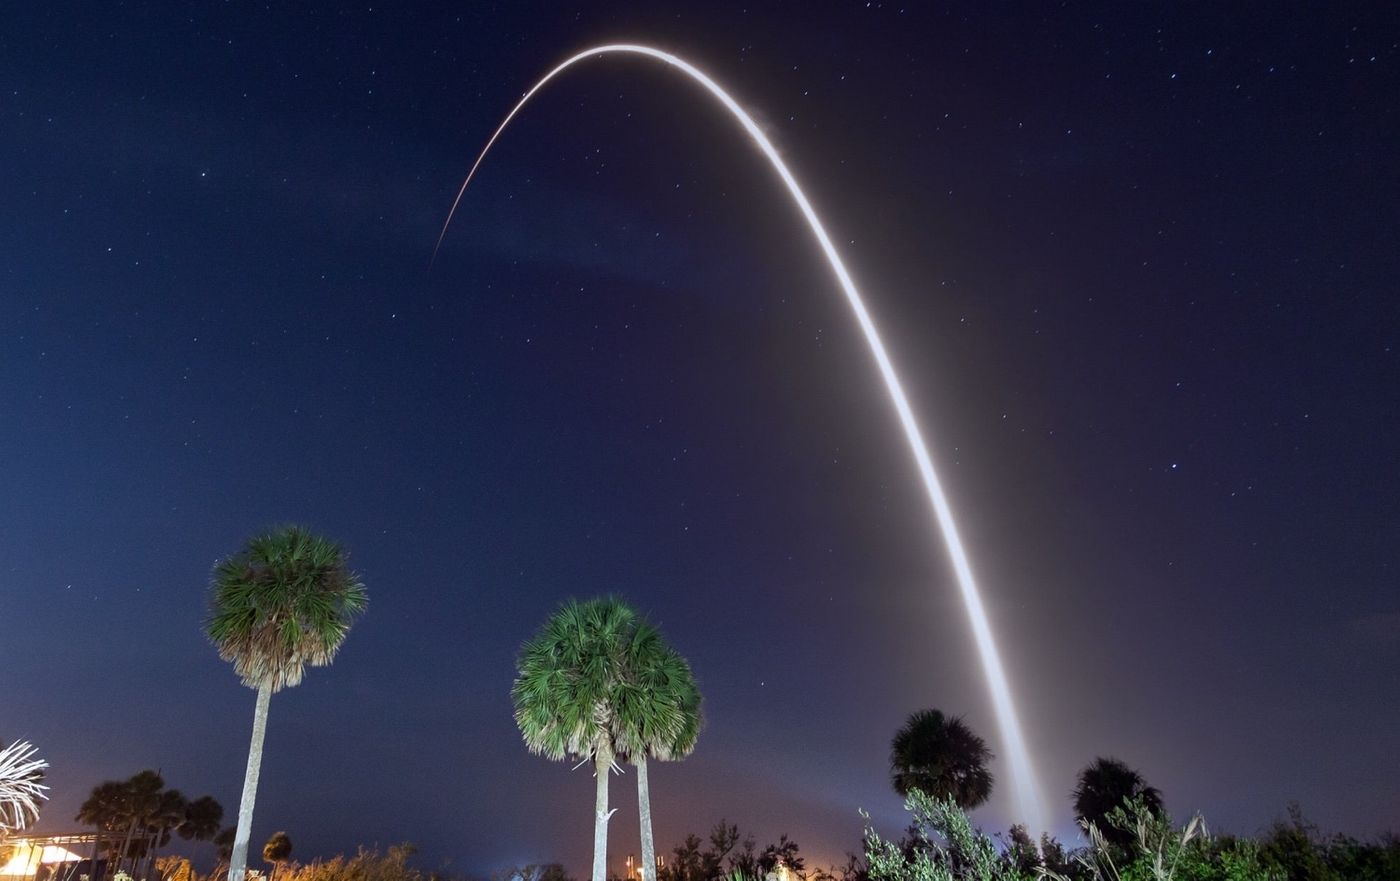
[4,1,1398,876]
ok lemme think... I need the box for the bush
[281,845,423,881]
[1256,806,1400,881]
[863,790,1030,881]
[1046,799,1279,881]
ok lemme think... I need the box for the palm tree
[211,828,237,881]
[1071,757,1163,847]
[137,788,189,880]
[889,709,994,809]
[1,740,48,836]
[207,526,368,881]
[512,598,639,881]
[613,620,702,881]
[169,794,226,881]
[112,770,165,878]
[76,779,128,881]
[178,796,225,847]
[262,831,292,881]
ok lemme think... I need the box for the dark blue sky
[3,1,1397,876]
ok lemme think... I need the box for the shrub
[863,790,1030,881]
[281,845,422,881]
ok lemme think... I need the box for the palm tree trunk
[117,818,139,878]
[635,756,655,881]
[229,681,272,881]
[593,747,614,881]
[139,832,151,881]
[143,830,160,881]
[88,831,102,881]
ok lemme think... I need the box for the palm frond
[0,740,49,834]
[206,525,367,692]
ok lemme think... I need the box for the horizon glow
[436,43,1048,833]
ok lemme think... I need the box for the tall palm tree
[613,621,702,881]
[207,526,367,881]
[1071,757,1163,847]
[889,709,995,809]
[512,598,638,881]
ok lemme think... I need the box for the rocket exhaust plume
[435,44,1048,832]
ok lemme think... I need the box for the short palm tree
[262,831,292,881]
[1072,757,1163,847]
[169,796,224,881]
[890,709,995,809]
[212,827,237,881]
[512,598,638,881]
[207,526,367,881]
[178,796,225,845]
[613,621,702,881]
[0,739,47,835]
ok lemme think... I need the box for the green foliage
[511,597,703,768]
[1047,798,1279,881]
[861,793,1297,881]
[613,619,703,764]
[1318,834,1400,881]
[1255,806,1400,881]
[890,712,995,810]
[512,598,639,762]
[864,790,1027,881]
[206,526,368,692]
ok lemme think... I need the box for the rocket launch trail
[435,44,1048,832]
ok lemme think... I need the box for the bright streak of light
[435,44,1048,832]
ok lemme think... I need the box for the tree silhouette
[136,787,190,879]
[889,710,994,809]
[179,796,225,845]
[211,827,238,881]
[262,831,292,881]
[1071,757,1163,848]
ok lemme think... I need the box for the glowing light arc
[436,44,1047,832]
